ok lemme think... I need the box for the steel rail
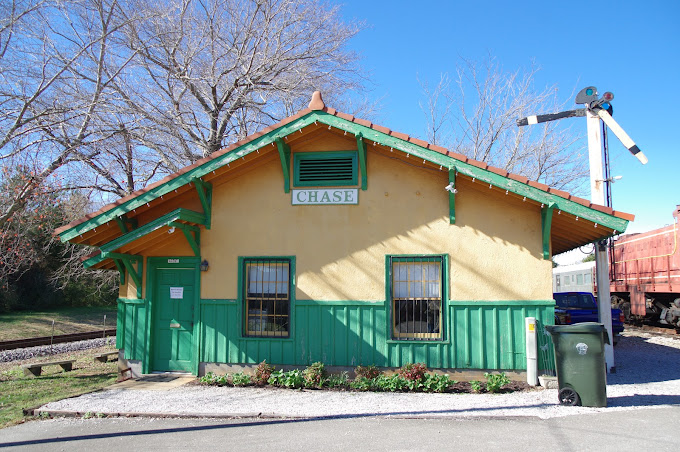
[0,329,116,351]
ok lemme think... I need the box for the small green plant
[324,371,349,389]
[349,376,373,391]
[280,369,305,388]
[398,363,428,382]
[267,369,284,386]
[422,373,456,393]
[199,372,229,386]
[232,372,252,386]
[373,374,408,392]
[484,372,511,393]
[354,365,381,380]
[470,380,482,393]
[255,360,275,386]
[303,362,326,388]
[269,369,306,388]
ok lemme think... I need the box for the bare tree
[0,0,136,223]
[419,56,588,192]
[112,0,365,169]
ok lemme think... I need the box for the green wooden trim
[355,133,367,190]
[295,300,384,306]
[447,300,555,306]
[168,222,201,257]
[113,259,126,284]
[117,297,146,305]
[192,178,212,230]
[146,256,201,375]
[119,258,143,298]
[114,217,129,234]
[311,113,629,232]
[59,110,629,242]
[293,150,358,187]
[385,254,448,342]
[448,169,456,224]
[200,299,237,305]
[275,138,291,193]
[541,203,556,260]
[100,208,206,255]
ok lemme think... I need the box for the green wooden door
[152,267,196,372]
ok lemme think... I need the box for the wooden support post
[448,169,456,224]
[276,138,291,193]
[356,133,367,190]
[192,178,212,230]
[541,203,555,260]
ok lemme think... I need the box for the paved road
[1,406,678,451]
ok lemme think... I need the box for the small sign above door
[169,287,184,299]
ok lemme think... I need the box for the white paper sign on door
[170,287,184,299]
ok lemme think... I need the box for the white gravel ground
[40,329,680,420]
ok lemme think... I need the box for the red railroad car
[609,206,680,327]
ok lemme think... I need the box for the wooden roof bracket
[192,177,212,230]
[114,215,138,234]
[541,202,556,260]
[275,138,291,193]
[355,133,367,190]
[169,221,201,257]
[448,168,456,224]
[85,252,143,298]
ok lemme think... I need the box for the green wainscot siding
[197,299,555,372]
[117,298,149,361]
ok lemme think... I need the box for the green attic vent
[294,151,358,187]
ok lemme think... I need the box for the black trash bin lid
[544,322,610,344]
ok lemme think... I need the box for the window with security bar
[244,259,290,337]
[391,256,443,340]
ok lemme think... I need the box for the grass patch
[0,307,117,341]
[0,346,118,428]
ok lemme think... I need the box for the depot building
[56,92,633,377]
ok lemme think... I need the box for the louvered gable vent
[294,151,358,187]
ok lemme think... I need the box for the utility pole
[517,86,647,373]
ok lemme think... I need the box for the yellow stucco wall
[199,133,553,301]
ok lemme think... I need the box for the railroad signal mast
[517,86,648,373]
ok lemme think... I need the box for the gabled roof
[56,92,633,258]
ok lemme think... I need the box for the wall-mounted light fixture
[168,226,176,234]
[200,260,209,272]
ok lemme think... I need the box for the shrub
[470,380,482,393]
[199,372,230,386]
[255,360,275,386]
[324,371,349,389]
[484,372,511,393]
[281,369,305,388]
[232,372,252,386]
[354,365,381,380]
[303,362,326,388]
[398,363,428,382]
[349,376,373,391]
[373,374,408,392]
[422,374,456,393]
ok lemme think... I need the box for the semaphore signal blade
[595,109,648,165]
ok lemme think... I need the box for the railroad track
[0,329,116,351]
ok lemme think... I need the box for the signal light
[602,92,614,102]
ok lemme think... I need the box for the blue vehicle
[553,291,625,343]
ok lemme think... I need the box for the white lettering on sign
[168,259,180,263]
[292,189,358,205]
[170,287,184,299]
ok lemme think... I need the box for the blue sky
[339,0,679,234]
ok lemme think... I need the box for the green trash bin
[544,322,610,407]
